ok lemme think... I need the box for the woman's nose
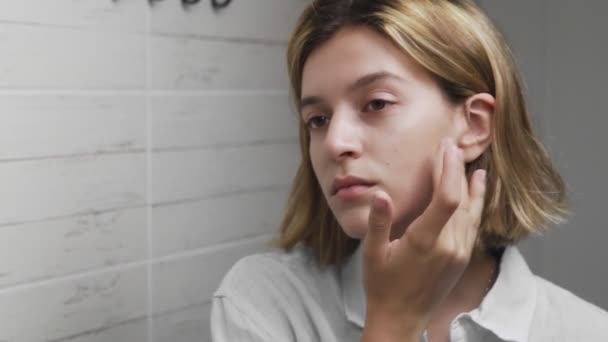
[323,112,362,161]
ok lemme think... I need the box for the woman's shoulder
[211,246,352,341]
[214,244,336,299]
[534,275,608,317]
[531,275,608,339]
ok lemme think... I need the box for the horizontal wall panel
[0,153,146,225]
[148,36,287,90]
[0,207,146,289]
[150,142,298,204]
[151,187,288,257]
[58,317,148,342]
[150,94,297,149]
[0,95,146,161]
[0,25,145,89]
[151,303,211,342]
[0,265,147,342]
[0,0,146,33]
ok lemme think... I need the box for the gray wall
[480,0,608,310]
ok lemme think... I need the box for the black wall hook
[212,0,232,10]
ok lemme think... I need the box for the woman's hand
[361,139,487,341]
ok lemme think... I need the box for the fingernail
[373,194,387,209]
[450,142,463,161]
[441,138,454,151]
[456,147,464,161]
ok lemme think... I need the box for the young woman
[212,1,608,341]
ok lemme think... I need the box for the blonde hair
[277,0,568,265]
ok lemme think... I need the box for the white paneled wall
[0,1,306,341]
[0,1,146,90]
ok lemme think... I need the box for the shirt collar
[339,244,538,342]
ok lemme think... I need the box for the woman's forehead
[300,26,429,99]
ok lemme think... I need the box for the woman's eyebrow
[346,71,407,93]
[299,95,324,113]
[299,71,406,112]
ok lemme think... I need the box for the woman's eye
[306,116,329,129]
[365,99,391,111]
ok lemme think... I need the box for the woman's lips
[334,184,374,201]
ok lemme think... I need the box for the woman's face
[300,26,462,239]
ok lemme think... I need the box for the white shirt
[211,244,608,341]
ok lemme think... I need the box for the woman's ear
[457,93,495,162]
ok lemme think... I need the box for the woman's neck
[434,248,500,322]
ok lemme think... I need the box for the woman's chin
[334,206,371,239]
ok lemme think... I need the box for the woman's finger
[406,139,463,251]
[450,148,470,248]
[363,190,393,264]
[431,138,448,191]
[465,168,487,246]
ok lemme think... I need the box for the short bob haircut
[277,0,568,266]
